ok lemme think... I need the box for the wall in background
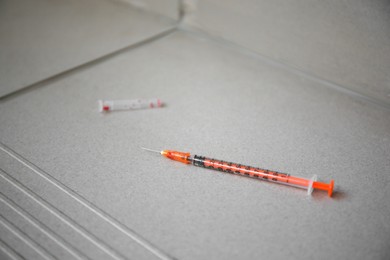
[0,0,178,98]
[118,0,180,20]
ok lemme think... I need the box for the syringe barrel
[157,149,333,196]
[98,98,162,112]
[191,155,311,190]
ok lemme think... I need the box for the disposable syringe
[141,148,335,197]
[98,98,162,112]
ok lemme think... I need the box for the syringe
[141,148,334,197]
[98,98,162,112]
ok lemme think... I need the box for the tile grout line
[0,192,89,260]
[0,26,179,103]
[0,238,24,260]
[0,144,175,260]
[179,25,390,112]
[0,215,53,260]
[0,169,126,260]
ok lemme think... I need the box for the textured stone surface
[1,30,389,259]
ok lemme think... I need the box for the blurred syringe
[99,98,162,112]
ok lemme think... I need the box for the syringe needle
[140,147,161,154]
